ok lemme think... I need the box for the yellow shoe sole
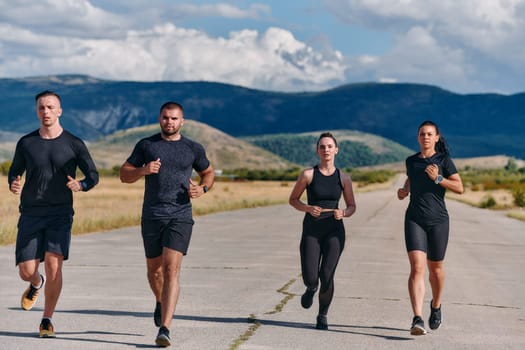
[21,287,39,311]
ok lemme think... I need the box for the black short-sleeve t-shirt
[126,134,210,220]
[405,152,458,225]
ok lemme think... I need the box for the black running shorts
[15,214,73,265]
[404,216,449,261]
[141,218,194,258]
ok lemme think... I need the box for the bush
[513,187,525,207]
[346,169,396,185]
[479,196,497,208]
[223,167,301,181]
[505,158,518,172]
[0,160,11,175]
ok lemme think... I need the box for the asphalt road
[1,182,524,349]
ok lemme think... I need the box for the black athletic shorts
[141,218,194,258]
[404,215,449,261]
[15,214,73,265]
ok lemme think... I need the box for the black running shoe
[39,318,56,338]
[316,315,328,330]
[410,316,427,335]
[155,326,171,347]
[154,302,161,327]
[429,300,442,330]
[300,287,317,309]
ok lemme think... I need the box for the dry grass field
[1,172,523,246]
[447,188,525,220]
[447,189,514,208]
[0,176,296,245]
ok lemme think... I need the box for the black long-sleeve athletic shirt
[8,129,99,216]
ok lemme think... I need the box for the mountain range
[0,75,523,160]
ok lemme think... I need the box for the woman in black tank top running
[289,132,356,330]
[397,121,463,336]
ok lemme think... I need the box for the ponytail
[435,136,450,156]
[418,120,450,156]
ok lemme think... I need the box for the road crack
[227,275,299,350]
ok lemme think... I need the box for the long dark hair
[418,120,450,156]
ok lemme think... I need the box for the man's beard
[161,128,178,137]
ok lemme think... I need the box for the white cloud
[0,0,127,38]
[0,17,347,91]
[380,27,476,90]
[1,0,525,93]
[326,0,525,93]
[172,3,271,19]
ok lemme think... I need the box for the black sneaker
[39,318,56,338]
[300,287,317,309]
[429,300,442,330]
[154,302,161,327]
[155,326,171,347]
[316,315,328,330]
[410,316,427,335]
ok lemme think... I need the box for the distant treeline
[246,135,410,168]
[221,167,397,186]
[0,161,395,186]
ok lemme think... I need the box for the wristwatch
[434,175,444,184]
[202,185,209,193]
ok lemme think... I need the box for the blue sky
[1,0,524,94]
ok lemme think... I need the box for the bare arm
[397,177,410,200]
[439,173,464,194]
[425,164,464,194]
[189,165,215,198]
[289,168,322,218]
[119,158,161,184]
[337,172,356,219]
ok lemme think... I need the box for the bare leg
[428,260,445,308]
[160,248,183,328]
[18,259,42,286]
[43,252,64,318]
[408,250,427,317]
[146,256,163,303]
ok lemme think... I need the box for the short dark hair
[317,132,338,147]
[159,101,184,114]
[35,90,61,103]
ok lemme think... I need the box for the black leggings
[300,216,345,316]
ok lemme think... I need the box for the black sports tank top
[306,166,343,219]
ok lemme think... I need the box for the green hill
[88,120,295,171]
[244,130,413,169]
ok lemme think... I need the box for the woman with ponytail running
[289,132,356,330]
[397,121,463,336]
